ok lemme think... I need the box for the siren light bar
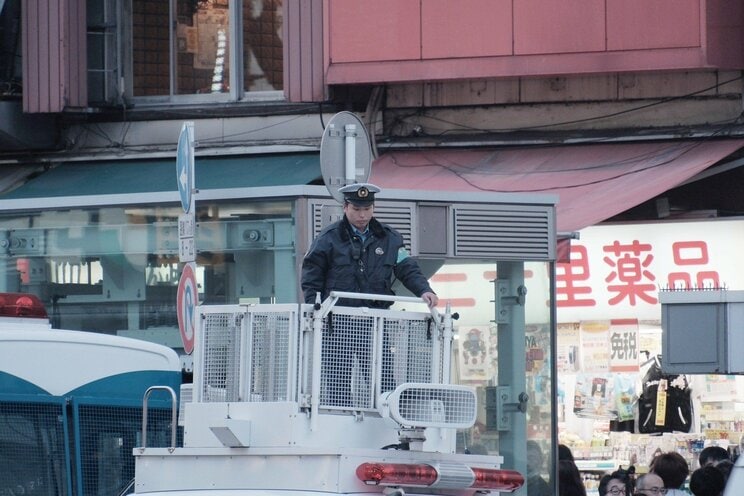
[356,461,525,492]
[0,293,48,318]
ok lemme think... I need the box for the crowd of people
[557,445,735,496]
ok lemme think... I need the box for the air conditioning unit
[660,289,744,374]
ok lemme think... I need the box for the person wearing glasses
[635,473,668,496]
[598,467,635,496]
[650,452,690,496]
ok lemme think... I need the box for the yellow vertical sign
[655,379,668,426]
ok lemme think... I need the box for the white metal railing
[193,296,454,424]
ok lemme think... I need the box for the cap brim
[345,198,374,206]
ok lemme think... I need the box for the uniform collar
[350,224,370,240]
[341,216,386,240]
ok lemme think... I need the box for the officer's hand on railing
[421,292,439,308]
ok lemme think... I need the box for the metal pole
[344,124,356,181]
[141,385,178,449]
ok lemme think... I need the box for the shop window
[88,0,284,106]
[242,0,283,92]
[87,0,119,105]
[0,200,294,341]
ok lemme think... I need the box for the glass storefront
[422,260,555,493]
[0,199,295,339]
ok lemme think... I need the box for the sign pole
[176,122,197,354]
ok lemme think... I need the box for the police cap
[339,183,381,206]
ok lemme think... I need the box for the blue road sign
[176,123,194,213]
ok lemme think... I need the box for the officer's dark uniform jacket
[301,216,434,308]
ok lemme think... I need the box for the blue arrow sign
[176,123,194,213]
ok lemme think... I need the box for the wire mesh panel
[247,311,294,402]
[313,308,445,411]
[197,305,302,404]
[194,304,449,412]
[198,311,244,402]
[319,313,376,409]
[75,402,179,496]
[0,400,68,496]
[381,317,439,392]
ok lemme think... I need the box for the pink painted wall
[606,0,701,50]
[328,0,421,63]
[325,0,744,85]
[421,0,512,59]
[514,0,606,54]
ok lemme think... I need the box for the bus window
[0,402,68,496]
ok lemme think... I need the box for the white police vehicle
[133,292,525,496]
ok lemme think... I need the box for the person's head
[558,460,586,496]
[526,440,544,475]
[689,466,725,496]
[598,467,634,496]
[650,452,689,489]
[699,446,730,467]
[339,183,379,230]
[559,443,575,462]
[635,473,666,496]
[711,460,733,484]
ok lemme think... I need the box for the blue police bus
[0,293,182,496]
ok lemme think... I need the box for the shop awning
[0,153,321,199]
[370,139,744,232]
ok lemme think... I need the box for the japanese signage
[557,219,744,322]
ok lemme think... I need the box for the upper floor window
[88,0,284,106]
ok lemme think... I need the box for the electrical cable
[393,74,744,137]
[382,116,742,193]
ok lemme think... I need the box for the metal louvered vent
[454,205,553,260]
[311,203,331,236]
[308,200,554,261]
[370,203,413,250]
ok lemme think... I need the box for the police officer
[301,183,438,308]
[302,183,439,406]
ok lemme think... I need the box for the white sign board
[427,218,744,326]
[556,218,744,322]
[319,111,372,203]
[178,214,196,262]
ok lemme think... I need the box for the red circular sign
[177,262,198,354]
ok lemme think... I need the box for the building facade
[1,1,744,494]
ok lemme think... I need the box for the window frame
[117,0,284,106]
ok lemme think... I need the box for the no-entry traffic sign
[177,262,198,354]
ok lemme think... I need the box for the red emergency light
[356,461,525,492]
[0,293,48,318]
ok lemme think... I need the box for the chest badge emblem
[375,247,384,255]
